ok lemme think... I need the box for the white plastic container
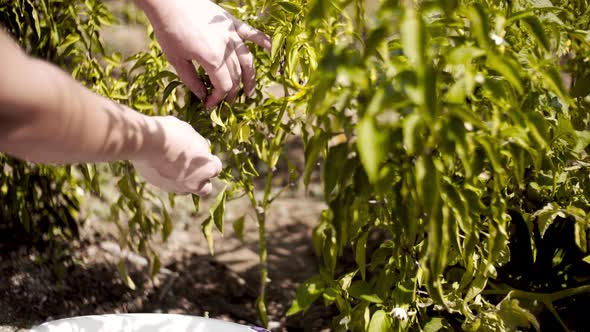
[30,314,269,332]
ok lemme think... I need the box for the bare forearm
[0,34,160,164]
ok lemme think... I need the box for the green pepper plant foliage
[2,0,590,330]
[283,0,590,331]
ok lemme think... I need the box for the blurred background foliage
[1,0,590,331]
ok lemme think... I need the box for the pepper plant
[284,0,590,331]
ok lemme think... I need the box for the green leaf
[162,206,172,241]
[583,255,590,264]
[150,255,161,277]
[276,1,301,14]
[539,66,569,102]
[210,109,226,129]
[348,280,383,303]
[256,295,268,328]
[475,136,503,175]
[209,189,227,235]
[355,232,368,280]
[323,143,348,200]
[364,27,388,59]
[423,63,438,118]
[357,117,387,184]
[447,45,486,65]
[575,131,590,154]
[521,16,550,51]
[201,216,215,255]
[416,155,439,216]
[243,158,259,177]
[350,302,371,331]
[424,317,446,332]
[304,133,326,188]
[367,310,392,332]
[233,215,245,242]
[152,70,178,82]
[497,298,540,331]
[525,112,549,149]
[401,8,426,67]
[486,54,524,95]
[116,260,136,290]
[403,113,424,155]
[287,275,325,315]
[575,222,588,253]
[162,81,182,103]
[271,27,286,64]
[467,3,491,48]
[532,202,565,238]
[237,124,251,144]
[58,33,80,54]
[192,194,200,212]
[307,0,331,26]
[572,71,590,97]
[465,274,487,303]
[507,6,567,24]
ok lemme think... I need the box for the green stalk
[254,170,274,327]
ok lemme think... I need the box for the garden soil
[0,182,334,332]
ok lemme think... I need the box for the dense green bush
[2,0,590,330]
[283,0,590,331]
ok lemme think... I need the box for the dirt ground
[0,179,336,331]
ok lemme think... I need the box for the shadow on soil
[0,219,334,331]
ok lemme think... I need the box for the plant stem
[483,284,590,302]
[257,206,268,326]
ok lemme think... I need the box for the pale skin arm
[0,30,221,196]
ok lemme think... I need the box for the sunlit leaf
[367,310,392,332]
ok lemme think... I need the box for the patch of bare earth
[0,183,335,331]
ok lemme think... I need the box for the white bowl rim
[31,313,270,332]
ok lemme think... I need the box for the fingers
[233,19,272,52]
[205,50,242,108]
[233,38,256,97]
[185,155,222,196]
[170,59,207,100]
[135,155,221,197]
[194,181,213,196]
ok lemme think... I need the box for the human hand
[133,116,222,196]
[136,0,272,108]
